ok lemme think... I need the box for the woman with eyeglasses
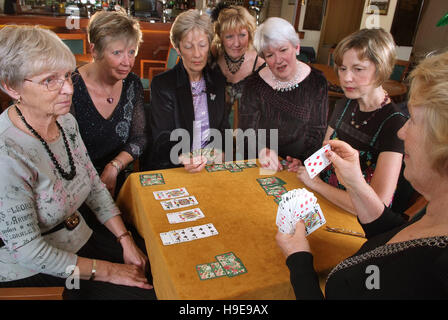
[71,9,147,198]
[0,25,155,300]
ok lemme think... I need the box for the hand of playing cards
[276,188,326,236]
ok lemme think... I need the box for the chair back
[328,48,335,67]
[390,59,410,82]
[166,46,179,69]
[56,33,87,56]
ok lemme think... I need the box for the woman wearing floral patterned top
[0,26,154,299]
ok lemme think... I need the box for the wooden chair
[140,45,179,89]
[404,194,428,220]
[390,59,410,82]
[0,287,64,300]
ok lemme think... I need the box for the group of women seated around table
[0,5,446,300]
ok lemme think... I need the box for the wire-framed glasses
[24,71,77,91]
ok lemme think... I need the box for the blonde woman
[211,4,265,106]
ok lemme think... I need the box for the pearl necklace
[271,61,301,92]
[15,106,76,180]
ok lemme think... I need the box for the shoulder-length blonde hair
[333,28,396,87]
[212,5,256,56]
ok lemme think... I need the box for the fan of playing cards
[276,188,326,236]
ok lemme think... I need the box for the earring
[16,96,21,106]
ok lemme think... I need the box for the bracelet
[90,259,97,281]
[109,160,121,173]
[116,230,132,243]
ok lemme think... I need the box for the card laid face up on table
[304,144,331,179]
[160,223,219,245]
[160,196,199,211]
[153,187,189,200]
[276,188,326,236]
[166,208,205,224]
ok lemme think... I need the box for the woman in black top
[211,5,265,116]
[276,51,448,299]
[142,10,229,172]
[71,10,147,197]
[296,28,407,215]
[238,17,328,165]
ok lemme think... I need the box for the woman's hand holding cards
[276,221,311,257]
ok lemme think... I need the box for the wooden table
[116,163,366,300]
[311,63,408,101]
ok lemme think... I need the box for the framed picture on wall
[366,0,390,15]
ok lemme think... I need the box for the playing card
[304,144,331,179]
[160,223,218,245]
[209,261,226,277]
[215,252,247,277]
[280,159,289,170]
[153,187,189,200]
[245,161,258,168]
[224,162,243,172]
[301,203,326,236]
[262,184,287,196]
[275,188,321,235]
[196,263,217,280]
[160,196,199,211]
[256,176,286,187]
[159,232,175,245]
[166,208,205,224]
[205,164,227,172]
[139,173,165,186]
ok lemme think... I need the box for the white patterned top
[0,108,120,281]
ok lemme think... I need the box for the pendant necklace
[350,91,390,129]
[15,105,76,180]
[224,51,245,74]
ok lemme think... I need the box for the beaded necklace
[350,91,389,129]
[15,106,76,180]
[224,51,245,74]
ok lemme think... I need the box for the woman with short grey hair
[0,25,155,300]
[142,9,229,172]
[238,17,328,167]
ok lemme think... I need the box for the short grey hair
[170,9,213,50]
[0,25,75,93]
[253,17,300,58]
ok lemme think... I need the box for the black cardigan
[142,60,229,170]
[286,207,448,299]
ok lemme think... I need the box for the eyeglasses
[24,71,77,91]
